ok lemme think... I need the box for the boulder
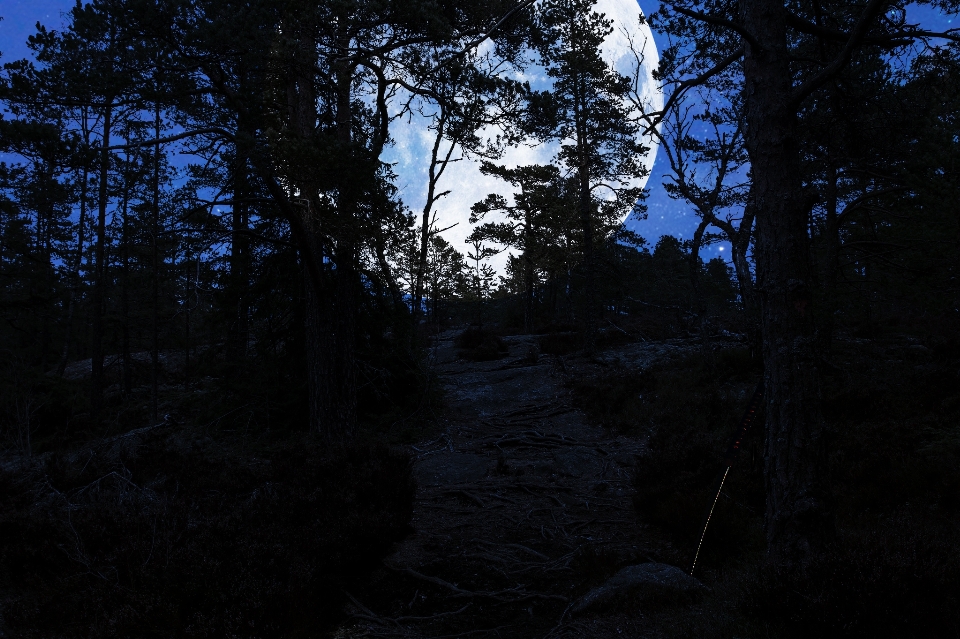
[572,563,707,616]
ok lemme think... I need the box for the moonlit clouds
[382,0,662,273]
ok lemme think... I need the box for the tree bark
[57,113,91,377]
[37,164,56,372]
[303,249,332,437]
[819,161,841,351]
[151,98,161,424]
[373,220,407,317]
[730,203,758,316]
[120,137,133,396]
[731,200,761,354]
[302,219,357,442]
[740,0,833,567]
[328,56,359,438]
[291,26,357,442]
[689,217,710,343]
[522,217,535,333]
[576,127,597,347]
[227,113,250,361]
[90,99,112,419]
[414,112,451,321]
[184,245,191,387]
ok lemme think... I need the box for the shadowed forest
[1,0,959,636]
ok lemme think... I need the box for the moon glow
[384,0,662,272]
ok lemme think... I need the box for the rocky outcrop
[572,563,707,616]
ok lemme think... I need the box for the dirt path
[338,331,696,638]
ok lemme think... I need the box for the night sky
[1,0,955,261]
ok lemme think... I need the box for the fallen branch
[388,564,473,596]
[386,564,567,603]
[346,591,473,626]
[502,542,550,561]
[392,604,472,623]
[475,539,550,561]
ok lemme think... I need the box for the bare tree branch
[789,0,890,108]
[836,186,909,225]
[105,127,233,151]
[642,47,744,133]
[665,3,762,51]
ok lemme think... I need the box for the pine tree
[470,162,565,331]
[527,0,648,344]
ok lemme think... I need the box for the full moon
[384,0,662,273]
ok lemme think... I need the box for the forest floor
[336,329,725,639]
[5,321,957,637]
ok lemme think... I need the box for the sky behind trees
[0,0,713,255]
[0,0,955,260]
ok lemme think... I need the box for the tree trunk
[57,114,91,377]
[185,248,191,387]
[330,61,359,437]
[303,233,357,442]
[571,58,597,347]
[38,166,55,372]
[227,117,250,361]
[741,0,833,567]
[90,99,112,419]
[373,222,408,322]
[303,254,331,437]
[578,165,596,347]
[414,113,449,322]
[332,245,358,431]
[732,201,761,354]
[151,99,161,424]
[522,216,535,334]
[689,217,710,344]
[415,209,431,320]
[120,139,133,396]
[731,240,757,315]
[297,46,357,442]
[818,161,841,351]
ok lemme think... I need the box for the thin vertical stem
[58,112,91,377]
[91,99,113,419]
[151,96,161,424]
[185,240,191,387]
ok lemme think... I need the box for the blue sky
[1,0,955,262]
[0,0,63,62]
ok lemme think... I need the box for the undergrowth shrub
[572,348,764,567]
[620,337,960,636]
[0,429,415,638]
[743,512,960,638]
[733,339,960,636]
[455,327,508,361]
[564,328,960,636]
[822,340,960,517]
[538,331,582,356]
[0,362,89,455]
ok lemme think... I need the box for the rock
[552,448,598,478]
[415,453,488,486]
[531,459,558,477]
[613,452,635,468]
[571,563,707,616]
